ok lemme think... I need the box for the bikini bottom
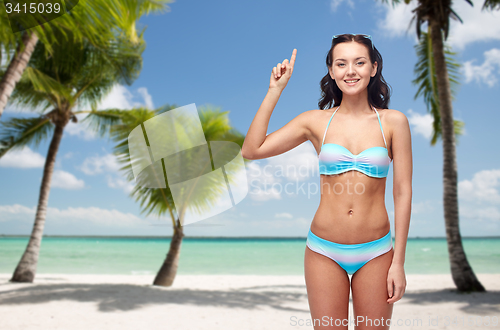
[306,228,393,275]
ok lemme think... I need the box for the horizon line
[1,234,500,239]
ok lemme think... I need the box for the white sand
[0,273,499,329]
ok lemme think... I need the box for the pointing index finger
[290,49,297,67]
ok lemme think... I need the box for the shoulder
[290,109,330,139]
[378,108,409,127]
[298,109,325,118]
[292,109,328,126]
[302,109,334,121]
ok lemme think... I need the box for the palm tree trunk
[153,219,184,287]
[429,21,484,292]
[10,123,64,283]
[0,30,39,119]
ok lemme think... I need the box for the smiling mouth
[345,79,360,84]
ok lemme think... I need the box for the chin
[338,82,370,95]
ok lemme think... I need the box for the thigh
[304,246,351,330]
[351,248,394,330]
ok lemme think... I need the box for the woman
[242,34,412,329]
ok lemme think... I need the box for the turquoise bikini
[318,106,391,178]
[306,230,393,275]
[307,106,393,275]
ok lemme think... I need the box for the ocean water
[1,236,499,275]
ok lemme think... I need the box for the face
[329,41,378,96]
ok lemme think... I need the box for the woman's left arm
[386,110,413,304]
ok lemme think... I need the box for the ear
[371,61,378,77]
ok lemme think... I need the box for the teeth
[345,80,359,83]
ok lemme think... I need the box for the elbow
[241,147,255,160]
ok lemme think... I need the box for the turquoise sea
[1,236,499,275]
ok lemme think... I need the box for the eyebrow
[334,57,367,62]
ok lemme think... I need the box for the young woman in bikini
[242,34,412,329]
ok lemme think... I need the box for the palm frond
[9,25,144,116]
[0,115,54,157]
[483,0,500,10]
[76,108,128,139]
[24,67,73,100]
[412,29,463,145]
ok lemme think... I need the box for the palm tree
[0,0,172,120]
[384,0,500,291]
[0,26,144,282]
[91,104,246,286]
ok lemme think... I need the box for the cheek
[361,66,373,76]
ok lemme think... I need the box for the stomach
[311,170,391,244]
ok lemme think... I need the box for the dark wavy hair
[318,34,392,110]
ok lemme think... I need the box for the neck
[338,90,372,114]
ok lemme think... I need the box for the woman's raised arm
[242,49,311,160]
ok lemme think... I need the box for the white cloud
[460,205,500,222]
[0,204,34,222]
[137,87,154,110]
[245,142,318,202]
[80,153,121,175]
[447,1,500,50]
[48,206,145,226]
[453,169,500,227]
[51,170,85,190]
[78,153,136,194]
[106,175,134,194]
[463,48,500,87]
[459,169,500,204]
[80,84,155,112]
[62,152,74,159]
[407,109,433,140]
[377,1,417,39]
[275,212,293,219]
[0,147,45,168]
[247,161,282,202]
[64,114,98,140]
[412,200,434,214]
[377,1,500,49]
[264,142,318,181]
[330,0,354,12]
[0,204,146,226]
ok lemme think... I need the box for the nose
[347,63,356,76]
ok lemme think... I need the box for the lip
[344,79,360,86]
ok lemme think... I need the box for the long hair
[318,34,392,110]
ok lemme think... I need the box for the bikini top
[318,106,392,178]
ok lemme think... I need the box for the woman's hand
[269,49,297,91]
[387,263,406,304]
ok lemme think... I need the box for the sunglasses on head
[332,34,374,50]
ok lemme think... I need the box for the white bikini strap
[373,107,387,149]
[321,106,340,146]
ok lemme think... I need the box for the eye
[337,63,345,67]
[356,61,365,65]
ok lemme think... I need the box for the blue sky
[1,0,499,237]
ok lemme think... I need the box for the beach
[1,273,499,330]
